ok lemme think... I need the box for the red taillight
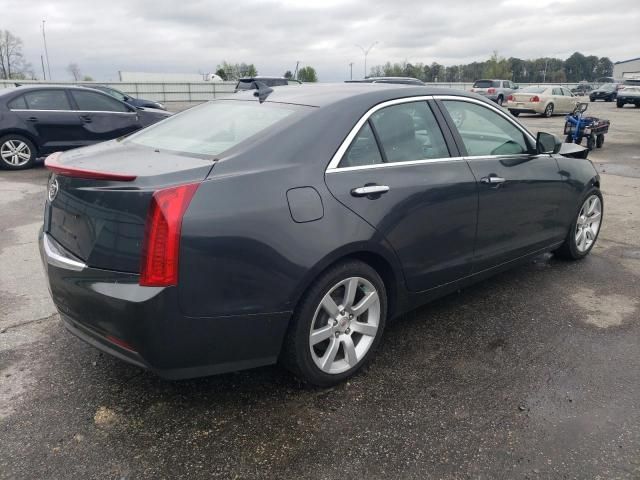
[507,94,514,101]
[45,153,136,181]
[530,95,540,102]
[106,334,137,353]
[139,183,200,287]
[487,88,496,94]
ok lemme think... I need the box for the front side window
[71,90,129,112]
[23,90,71,110]
[369,102,449,163]
[442,100,530,157]
[127,100,300,156]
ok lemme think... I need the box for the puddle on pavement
[570,287,638,329]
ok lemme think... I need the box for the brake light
[487,88,496,94]
[139,183,200,287]
[530,96,540,102]
[45,153,136,181]
[507,94,514,101]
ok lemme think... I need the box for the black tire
[586,135,595,150]
[596,134,604,148]
[555,188,603,260]
[616,101,623,108]
[590,97,595,102]
[0,134,37,170]
[565,134,573,144]
[281,260,387,387]
[509,110,520,117]
[496,95,504,106]
[543,103,554,117]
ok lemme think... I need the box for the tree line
[369,51,614,83]
[215,61,318,82]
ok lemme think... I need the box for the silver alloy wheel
[0,139,31,166]
[309,276,380,375]
[544,104,554,117]
[575,195,602,253]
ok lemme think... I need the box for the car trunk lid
[44,141,214,273]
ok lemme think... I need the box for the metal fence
[0,79,590,103]
[0,80,238,102]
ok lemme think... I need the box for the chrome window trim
[327,156,465,173]
[326,95,438,171]
[325,94,539,174]
[10,109,136,114]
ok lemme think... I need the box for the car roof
[0,84,103,96]
[228,82,482,108]
[237,76,290,81]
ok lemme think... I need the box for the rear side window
[442,100,530,156]
[22,90,71,110]
[71,90,129,112]
[127,101,300,156]
[8,95,27,109]
[341,122,383,167]
[552,88,563,95]
[236,81,254,90]
[370,102,449,163]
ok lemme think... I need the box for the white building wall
[613,59,640,79]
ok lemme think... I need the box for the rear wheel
[543,103,554,117]
[496,95,504,106]
[617,100,624,108]
[509,110,520,117]
[0,135,37,170]
[555,189,603,260]
[281,260,387,386]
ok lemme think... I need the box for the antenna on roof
[252,81,274,103]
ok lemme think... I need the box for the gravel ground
[1,99,639,480]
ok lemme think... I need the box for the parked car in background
[571,82,593,96]
[346,77,425,85]
[39,84,600,386]
[235,77,302,92]
[505,85,578,117]
[470,79,517,106]
[0,85,171,169]
[616,86,640,108]
[81,84,167,110]
[589,83,622,102]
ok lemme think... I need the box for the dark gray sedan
[39,84,602,386]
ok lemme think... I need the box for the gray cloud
[3,0,639,81]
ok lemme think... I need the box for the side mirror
[513,84,519,89]
[536,132,562,154]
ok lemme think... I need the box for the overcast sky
[2,0,639,82]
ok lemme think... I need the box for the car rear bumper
[39,229,291,379]
[505,106,539,115]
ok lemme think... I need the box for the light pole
[355,42,378,79]
[41,20,52,81]
[348,62,353,80]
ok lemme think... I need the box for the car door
[68,89,141,145]
[562,88,578,112]
[324,99,478,292]
[436,97,566,272]
[10,89,85,153]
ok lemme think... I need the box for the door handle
[480,175,506,185]
[80,115,92,123]
[351,185,390,197]
[27,116,38,122]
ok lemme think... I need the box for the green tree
[283,70,292,79]
[297,66,317,82]
[216,61,258,80]
[483,51,511,79]
[594,57,613,78]
[82,75,94,81]
[214,68,227,80]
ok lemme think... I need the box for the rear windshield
[473,80,499,88]
[519,86,546,93]
[127,101,299,156]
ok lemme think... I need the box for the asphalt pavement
[1,100,639,479]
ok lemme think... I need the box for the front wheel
[281,260,387,386]
[617,101,624,108]
[0,135,37,170]
[543,103,554,117]
[596,134,605,148]
[555,190,603,260]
